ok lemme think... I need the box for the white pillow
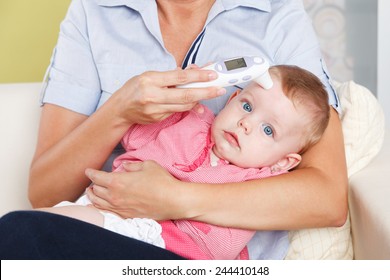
[338,81,385,177]
[285,80,385,259]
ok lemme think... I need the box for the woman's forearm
[183,167,347,230]
[179,108,348,230]
[29,96,131,208]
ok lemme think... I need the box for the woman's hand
[112,67,226,126]
[85,161,185,220]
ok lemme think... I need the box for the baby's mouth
[223,131,240,147]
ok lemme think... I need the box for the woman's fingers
[139,69,226,103]
[86,186,110,209]
[161,87,226,105]
[85,168,113,188]
[149,67,218,87]
[85,169,127,212]
[114,67,226,125]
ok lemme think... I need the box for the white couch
[0,82,389,259]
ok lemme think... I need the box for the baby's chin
[226,157,264,169]
[230,161,251,168]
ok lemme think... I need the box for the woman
[0,0,348,259]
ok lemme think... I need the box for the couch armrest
[0,83,42,215]
[349,129,390,259]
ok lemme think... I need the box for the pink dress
[113,105,285,260]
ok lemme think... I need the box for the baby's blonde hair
[269,65,330,153]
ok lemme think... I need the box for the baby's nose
[238,118,252,133]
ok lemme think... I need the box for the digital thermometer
[178,56,273,90]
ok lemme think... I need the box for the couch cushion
[0,83,42,215]
[348,131,390,259]
[338,81,385,177]
[285,80,385,259]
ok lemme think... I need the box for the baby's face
[211,81,308,168]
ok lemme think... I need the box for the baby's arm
[38,204,104,227]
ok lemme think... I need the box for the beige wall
[0,0,71,83]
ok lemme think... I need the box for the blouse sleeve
[41,0,102,116]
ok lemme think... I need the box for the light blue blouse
[41,0,340,260]
[42,0,339,116]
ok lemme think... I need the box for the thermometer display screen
[224,57,247,71]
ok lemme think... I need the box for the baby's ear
[271,153,302,172]
[226,89,241,103]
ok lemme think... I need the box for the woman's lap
[0,211,184,260]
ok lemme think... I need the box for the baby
[40,65,330,260]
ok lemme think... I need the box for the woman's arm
[86,107,348,230]
[29,69,223,208]
[29,101,127,208]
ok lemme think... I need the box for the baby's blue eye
[242,102,252,112]
[263,124,273,136]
